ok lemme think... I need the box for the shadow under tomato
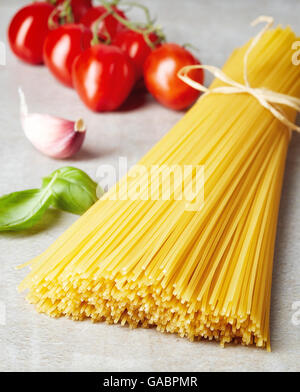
[118,82,150,112]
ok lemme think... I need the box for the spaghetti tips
[19,23,300,350]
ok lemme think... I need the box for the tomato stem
[48,7,60,29]
[60,0,74,24]
[98,0,166,49]
[91,11,113,46]
[48,0,74,28]
[121,1,154,26]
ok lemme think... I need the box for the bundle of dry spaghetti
[19,18,300,350]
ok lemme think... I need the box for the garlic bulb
[19,88,86,159]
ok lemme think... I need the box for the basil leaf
[0,167,101,233]
[42,167,100,216]
[0,181,54,232]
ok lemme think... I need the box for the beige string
[178,16,300,136]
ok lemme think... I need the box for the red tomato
[44,24,92,87]
[72,44,136,112]
[144,43,204,111]
[80,6,127,42]
[8,2,55,65]
[113,30,160,81]
[54,0,92,23]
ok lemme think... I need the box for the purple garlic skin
[19,87,86,159]
[21,114,86,159]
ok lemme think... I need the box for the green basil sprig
[0,167,101,232]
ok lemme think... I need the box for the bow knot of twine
[178,16,300,136]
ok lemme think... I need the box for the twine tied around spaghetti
[178,16,300,136]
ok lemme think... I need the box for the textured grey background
[0,0,299,372]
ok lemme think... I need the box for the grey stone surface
[0,0,299,372]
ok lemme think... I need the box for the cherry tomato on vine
[8,2,55,65]
[80,6,127,42]
[113,30,161,81]
[72,44,136,112]
[51,0,92,23]
[144,43,204,111]
[43,24,92,87]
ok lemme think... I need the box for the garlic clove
[19,88,86,159]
